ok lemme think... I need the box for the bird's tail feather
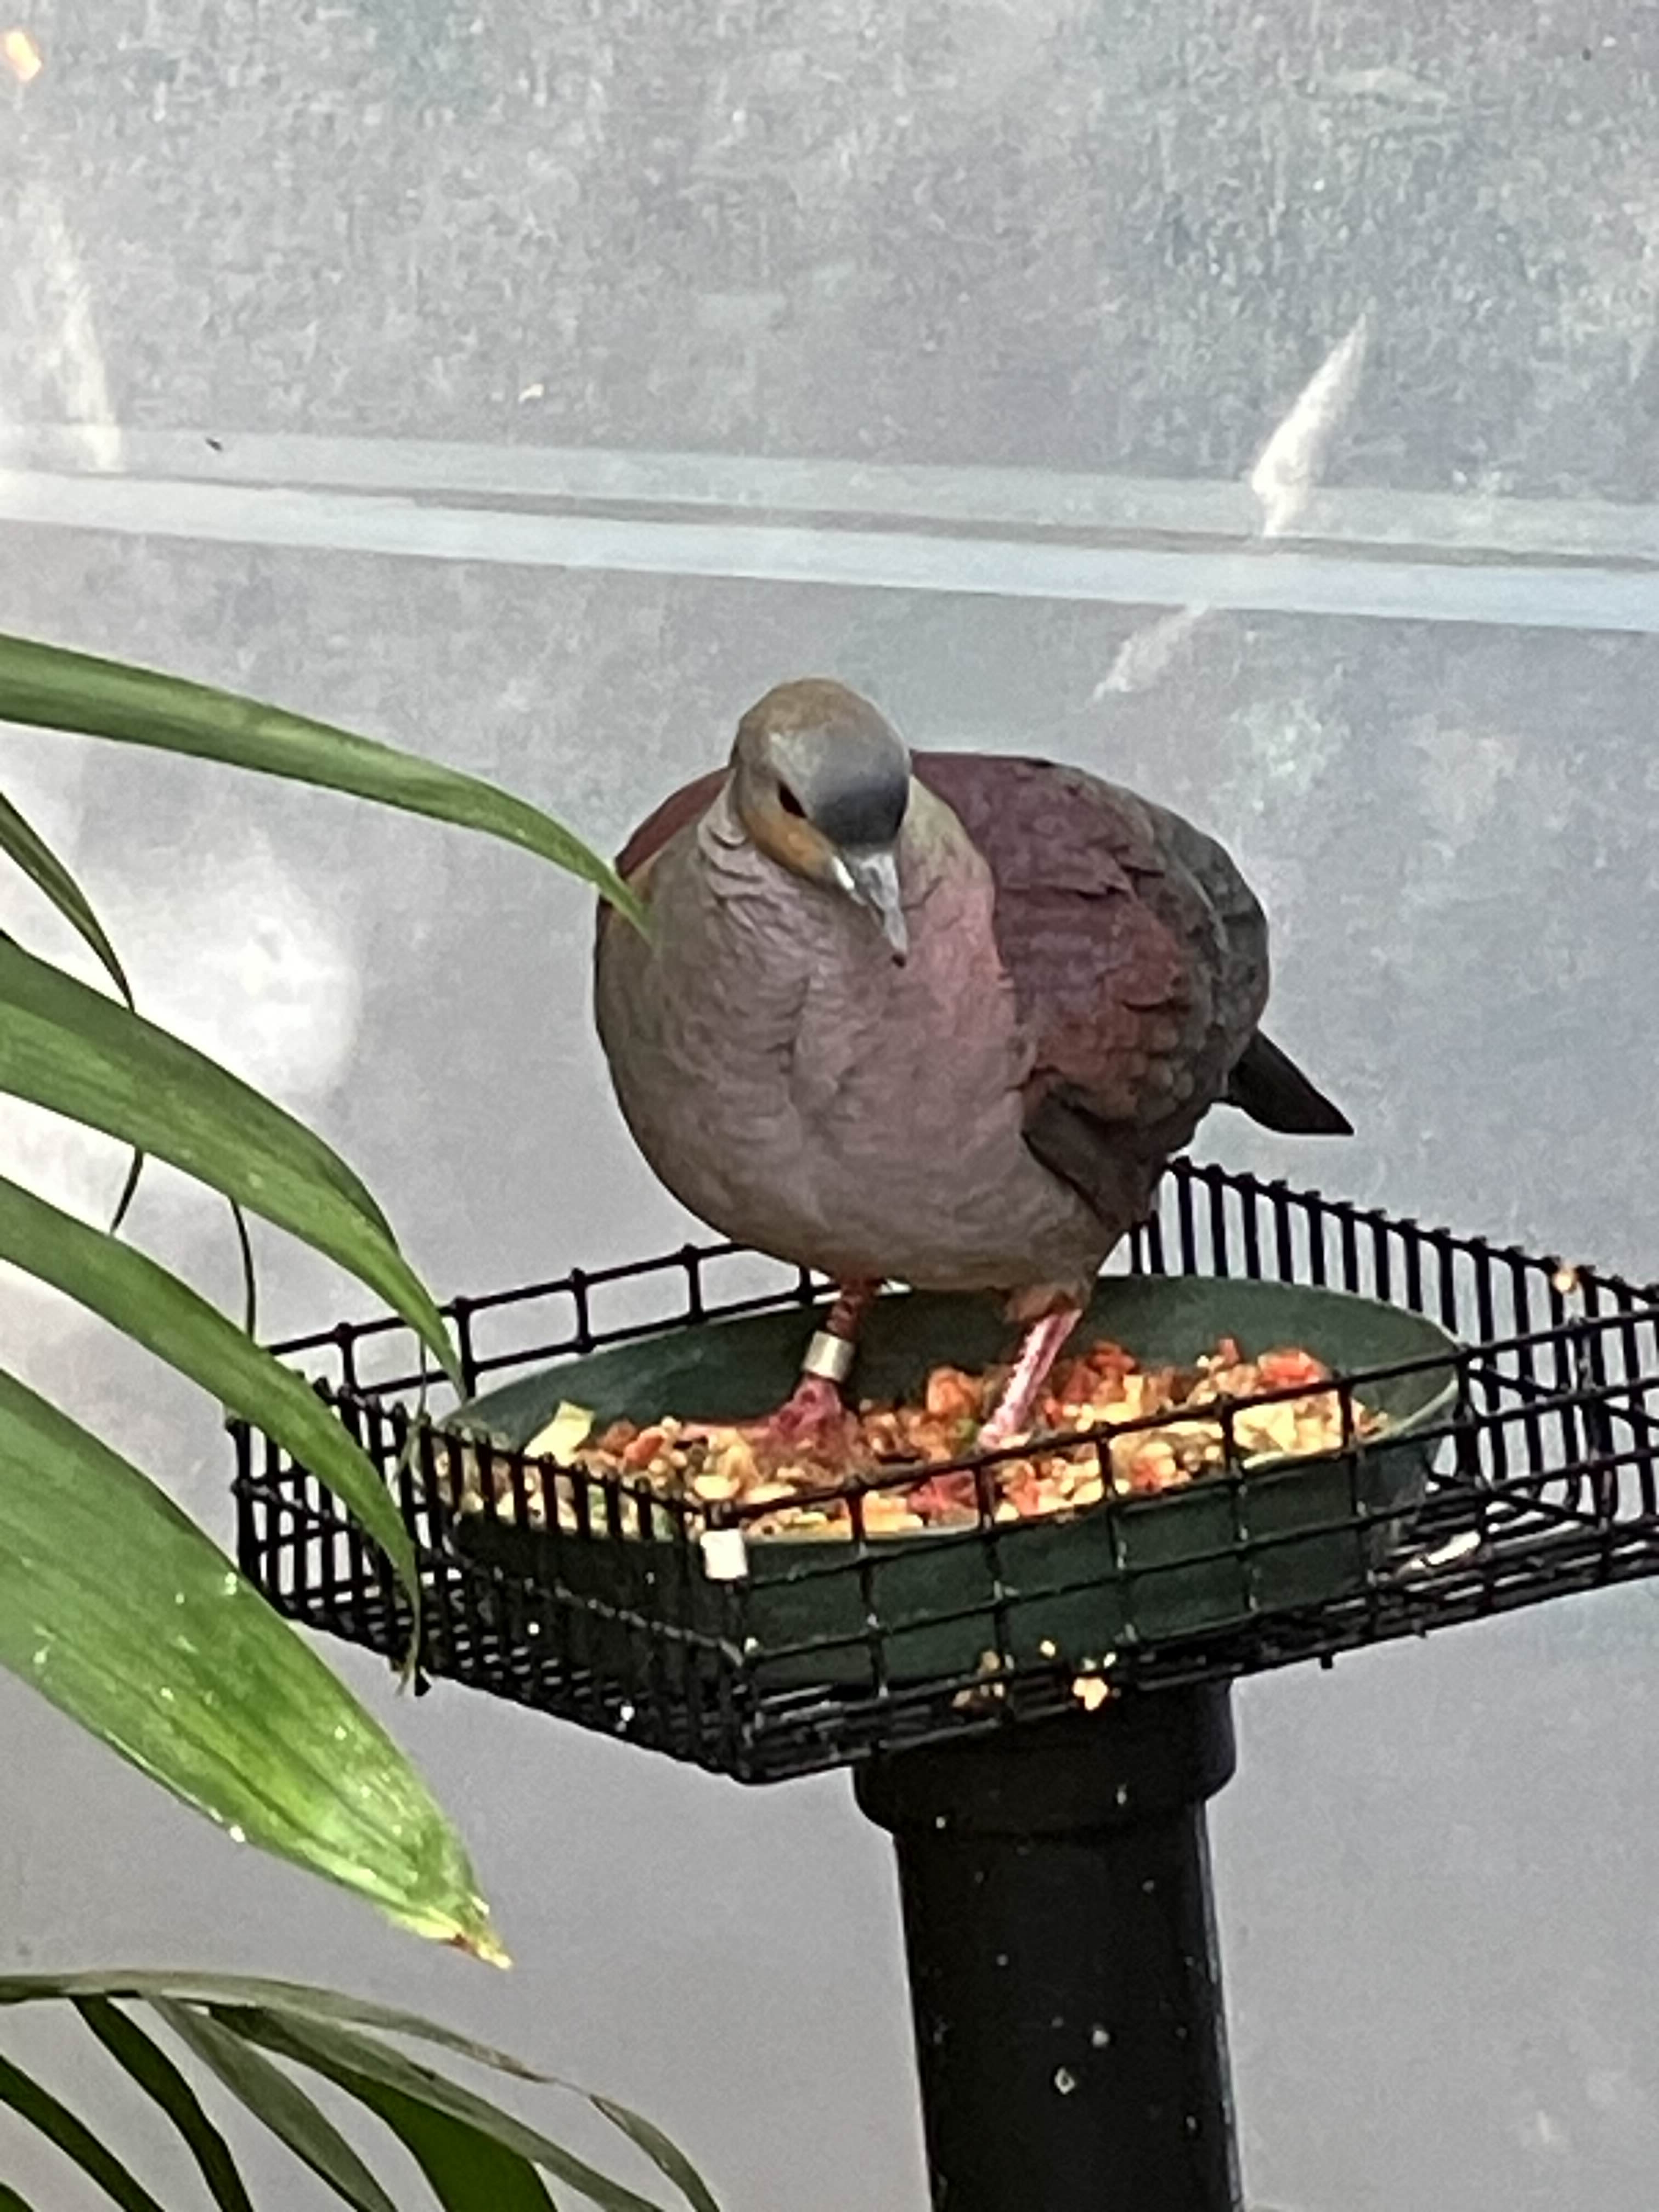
[1225,1031,1352,1136]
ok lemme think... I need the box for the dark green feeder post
[855,1686,1241,2212]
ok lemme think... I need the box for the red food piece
[905,1472,979,1522]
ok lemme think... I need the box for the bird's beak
[836,847,909,962]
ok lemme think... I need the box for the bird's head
[729,678,912,962]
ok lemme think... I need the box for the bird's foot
[682,1375,853,1456]
[765,1373,854,1449]
[977,1308,1084,1452]
[741,1282,878,1452]
[684,1282,876,1457]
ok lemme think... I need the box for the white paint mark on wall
[1250,313,1370,539]
[1095,603,1212,696]
[0,200,360,1353]
[1094,314,1371,699]
[10,185,122,472]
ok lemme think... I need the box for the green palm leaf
[0,788,148,1231]
[0,938,455,1382]
[246,2045,556,2212]
[222,2010,669,2212]
[0,1970,719,2207]
[0,2052,168,2212]
[0,631,644,929]
[0,1977,720,2212]
[0,1171,419,1634]
[154,2005,397,2212]
[75,1999,255,2212]
[0,788,132,1005]
[0,1375,499,1957]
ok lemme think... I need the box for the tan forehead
[740,678,894,745]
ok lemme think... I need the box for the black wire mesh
[231,1160,1659,1782]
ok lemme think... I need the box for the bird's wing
[914,753,1269,1211]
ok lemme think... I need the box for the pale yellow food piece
[1233,1401,1302,1456]
[862,1492,922,1532]
[522,1401,597,1466]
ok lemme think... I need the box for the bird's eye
[777,783,808,820]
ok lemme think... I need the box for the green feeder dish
[442,1274,1460,1692]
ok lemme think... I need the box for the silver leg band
[801,1329,857,1384]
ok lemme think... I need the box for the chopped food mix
[444,1334,1385,1541]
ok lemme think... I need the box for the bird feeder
[231,1159,1659,2210]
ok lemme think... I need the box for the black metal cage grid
[232,1159,1659,1783]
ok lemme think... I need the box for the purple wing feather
[912,754,1268,1154]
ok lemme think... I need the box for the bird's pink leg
[766,1279,879,1443]
[687,1281,878,1450]
[977,1306,1084,1449]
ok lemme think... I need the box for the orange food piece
[924,1366,983,1421]
[1122,1439,1182,1494]
[1256,1347,1331,1390]
[1002,1465,1050,1519]
[1051,1358,1102,1406]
